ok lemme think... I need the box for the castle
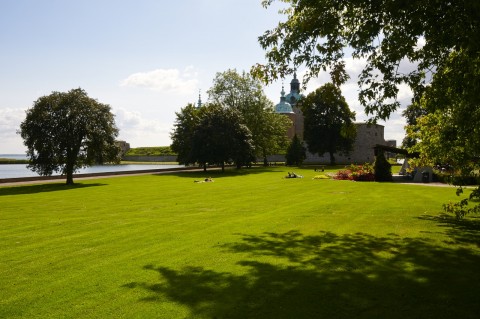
[274,73,395,164]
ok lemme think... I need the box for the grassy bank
[1,167,479,318]
[0,158,29,164]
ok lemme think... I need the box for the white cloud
[0,108,25,137]
[0,108,27,153]
[120,67,199,94]
[114,108,173,147]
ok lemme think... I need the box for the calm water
[0,154,182,179]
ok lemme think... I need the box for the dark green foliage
[194,105,255,171]
[19,88,119,184]
[171,103,255,171]
[171,103,202,165]
[374,151,393,182]
[301,83,356,165]
[285,134,306,166]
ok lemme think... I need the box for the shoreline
[0,166,205,186]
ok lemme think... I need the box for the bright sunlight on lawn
[1,167,479,318]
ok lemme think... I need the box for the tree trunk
[221,162,225,172]
[65,162,74,185]
[329,152,336,166]
[203,163,207,172]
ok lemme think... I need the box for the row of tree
[18,72,356,184]
[171,70,292,171]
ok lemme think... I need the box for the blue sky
[0,0,409,153]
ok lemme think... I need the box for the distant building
[115,140,130,156]
[274,74,392,164]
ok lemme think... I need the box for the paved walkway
[391,174,456,187]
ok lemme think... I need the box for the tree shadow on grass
[418,214,480,247]
[0,183,107,196]
[158,166,286,180]
[123,230,480,318]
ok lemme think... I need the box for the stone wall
[303,123,387,164]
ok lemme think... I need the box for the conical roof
[275,86,294,113]
[285,72,304,105]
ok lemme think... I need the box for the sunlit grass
[1,167,479,318]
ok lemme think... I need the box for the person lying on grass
[286,172,303,178]
[194,177,214,183]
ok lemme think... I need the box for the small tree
[374,150,393,182]
[19,88,119,185]
[285,134,306,166]
[302,83,356,165]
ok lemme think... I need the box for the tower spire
[197,89,202,108]
[290,71,300,94]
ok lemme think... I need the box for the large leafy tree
[252,0,480,121]
[207,69,291,164]
[191,104,255,172]
[19,88,120,184]
[302,83,356,165]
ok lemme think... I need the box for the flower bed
[334,164,375,181]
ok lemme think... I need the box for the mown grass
[1,167,479,318]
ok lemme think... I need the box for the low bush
[333,163,374,181]
[374,151,393,182]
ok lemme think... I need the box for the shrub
[374,151,393,182]
[334,169,353,180]
[285,134,306,166]
[333,163,374,181]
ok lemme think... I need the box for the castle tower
[276,72,305,140]
[274,84,296,139]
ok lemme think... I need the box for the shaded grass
[0,167,479,318]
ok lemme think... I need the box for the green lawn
[1,167,479,318]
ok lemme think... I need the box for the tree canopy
[208,69,291,164]
[192,104,255,171]
[252,0,480,121]
[170,103,202,166]
[19,88,120,184]
[301,83,356,165]
[170,103,255,171]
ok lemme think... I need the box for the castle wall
[293,106,304,140]
[285,113,297,140]
[303,123,387,164]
